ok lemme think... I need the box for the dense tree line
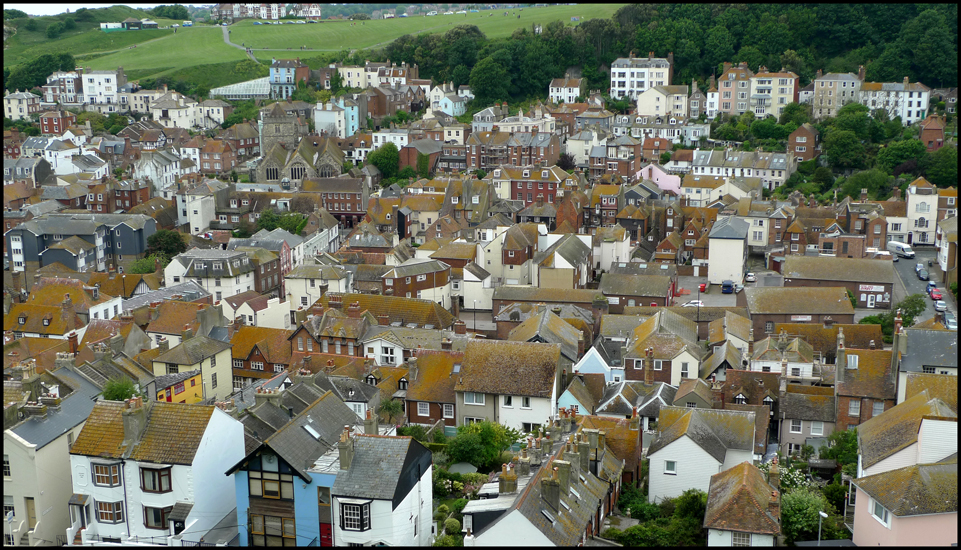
[377,4,957,108]
[4,53,75,93]
[151,5,190,21]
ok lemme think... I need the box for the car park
[931,289,943,300]
[934,300,947,312]
[745,272,756,283]
[918,269,929,281]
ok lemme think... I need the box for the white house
[285,264,352,308]
[66,399,244,546]
[165,249,257,303]
[636,85,689,118]
[858,79,931,126]
[453,340,559,433]
[566,127,608,168]
[133,149,183,194]
[371,127,409,150]
[236,295,291,330]
[548,76,585,104]
[610,54,672,101]
[646,407,756,503]
[3,362,99,547]
[461,261,494,312]
[707,216,749,285]
[315,102,348,138]
[331,434,433,546]
[177,179,228,235]
[84,70,124,113]
[592,225,632,273]
[905,177,938,246]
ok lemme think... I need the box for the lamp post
[818,510,828,545]
[472,300,479,331]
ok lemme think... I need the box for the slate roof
[772,323,883,362]
[534,234,592,269]
[857,390,957,469]
[154,335,231,366]
[455,340,560,398]
[648,407,756,463]
[702,341,748,379]
[623,306,750,325]
[578,415,640,466]
[8,369,99,450]
[331,435,421,500]
[704,461,780,535]
[783,256,894,284]
[708,311,753,345]
[673,378,715,406]
[492,286,606,306]
[318,292,455,329]
[598,273,672,298]
[153,370,201,392]
[70,401,216,465]
[781,385,836,423]
[627,309,701,360]
[744,287,855,316]
[383,258,450,279]
[709,216,749,239]
[899,327,958,373]
[122,281,210,311]
[853,458,958,517]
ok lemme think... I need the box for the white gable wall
[474,508,554,546]
[647,435,721,503]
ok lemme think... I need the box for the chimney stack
[67,331,79,356]
[408,357,418,381]
[498,463,518,494]
[903,76,909,86]
[518,444,531,476]
[157,336,169,354]
[555,460,572,495]
[453,320,467,335]
[769,457,781,489]
[577,435,590,472]
[441,338,452,351]
[364,408,379,435]
[541,465,561,511]
[378,314,390,326]
[338,426,354,470]
[347,301,362,318]
[182,324,194,341]
[121,397,151,447]
[644,347,654,385]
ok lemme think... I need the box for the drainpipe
[121,458,131,539]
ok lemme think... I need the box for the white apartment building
[165,249,257,302]
[812,70,863,121]
[858,79,931,126]
[749,68,799,118]
[636,85,689,118]
[548,76,585,104]
[609,53,673,100]
[906,177,938,245]
[83,69,126,112]
[4,90,41,122]
[314,102,348,138]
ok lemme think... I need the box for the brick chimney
[182,324,194,341]
[441,338,452,351]
[498,463,518,494]
[338,425,354,470]
[644,346,654,385]
[903,76,909,87]
[857,65,865,81]
[121,397,151,447]
[378,314,390,326]
[67,331,79,356]
[629,406,641,431]
[158,336,169,354]
[555,459,572,495]
[860,188,868,202]
[62,292,75,322]
[407,357,418,381]
[328,294,343,309]
[347,301,362,318]
[453,320,467,335]
[149,301,162,321]
[768,456,780,488]
[893,187,901,201]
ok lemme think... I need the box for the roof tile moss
[704,461,780,535]
[904,373,958,413]
[854,458,957,517]
[231,326,294,364]
[454,340,560,398]
[858,391,957,469]
[405,351,463,404]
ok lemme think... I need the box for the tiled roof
[405,350,462,404]
[704,462,780,535]
[744,287,855,315]
[578,415,640,466]
[751,334,815,364]
[598,273,672,298]
[772,323,883,362]
[624,306,750,325]
[332,435,425,500]
[858,390,957,469]
[5,303,83,336]
[154,335,231,366]
[724,403,770,456]
[783,256,894,284]
[319,292,455,329]
[720,370,780,407]
[904,373,958,413]
[854,458,958,517]
[28,277,114,313]
[145,301,210,335]
[673,378,715,406]
[455,340,560,398]
[836,349,896,400]
[648,407,756,463]
[507,310,582,363]
[230,326,294,364]
[429,242,476,261]
[781,385,835,423]
[86,272,161,299]
[492,286,605,306]
[702,341,746,379]
[708,311,753,345]
[70,400,215,465]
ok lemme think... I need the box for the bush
[433,510,448,521]
[443,518,461,535]
[452,498,468,515]
[673,488,707,521]
[432,534,462,546]
[657,497,675,518]
[46,22,65,39]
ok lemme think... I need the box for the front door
[867,294,876,308]
[25,497,36,531]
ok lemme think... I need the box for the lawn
[229,4,625,51]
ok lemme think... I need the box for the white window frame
[790,419,802,433]
[463,392,485,405]
[417,402,429,417]
[664,460,677,475]
[443,404,454,419]
[811,421,824,436]
[849,400,861,416]
[871,499,890,527]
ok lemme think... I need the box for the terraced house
[66,399,244,546]
[165,249,257,303]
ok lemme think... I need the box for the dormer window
[19,315,26,325]
[522,170,530,178]
[398,378,408,390]
[734,394,747,405]
[451,197,459,204]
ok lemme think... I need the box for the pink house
[634,162,681,194]
[851,460,957,547]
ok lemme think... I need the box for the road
[221,23,259,62]
[891,246,953,325]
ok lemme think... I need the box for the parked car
[252,21,262,24]
[931,289,943,300]
[735,283,744,293]
[683,300,705,308]
[721,280,734,294]
[927,281,938,293]
[934,300,947,312]
[745,272,757,283]
[945,312,957,331]
[918,269,930,281]
[916,263,925,273]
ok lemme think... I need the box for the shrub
[432,534,462,546]
[657,497,675,518]
[433,510,447,521]
[462,473,488,486]
[673,488,708,521]
[436,504,450,515]
[452,498,468,515]
[443,518,461,535]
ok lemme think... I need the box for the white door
[866,294,875,308]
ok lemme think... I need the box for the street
[891,246,954,326]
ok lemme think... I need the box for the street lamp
[472,300,479,332]
[817,510,828,545]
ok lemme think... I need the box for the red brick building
[789,123,820,162]
[230,325,294,388]
[199,139,237,175]
[465,129,560,172]
[39,110,77,137]
[918,114,945,153]
[834,347,896,431]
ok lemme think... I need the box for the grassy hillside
[4,5,183,68]
[229,4,624,51]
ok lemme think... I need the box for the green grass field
[7,4,626,86]
[230,4,625,51]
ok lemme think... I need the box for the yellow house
[150,333,234,400]
[153,369,205,404]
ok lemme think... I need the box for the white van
[886,241,915,258]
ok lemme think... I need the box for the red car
[930,289,943,300]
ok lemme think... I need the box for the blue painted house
[225,390,382,546]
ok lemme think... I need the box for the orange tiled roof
[230,325,294,364]
[405,350,463,404]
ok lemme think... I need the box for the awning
[68,494,89,506]
[168,502,194,522]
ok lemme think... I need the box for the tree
[46,22,65,39]
[329,71,344,94]
[24,19,38,32]
[779,103,810,126]
[779,49,805,77]
[102,376,143,401]
[824,130,866,171]
[876,139,926,174]
[153,4,190,20]
[781,487,832,544]
[277,212,307,235]
[367,142,400,180]
[146,229,187,258]
[128,254,168,274]
[448,420,520,472]
[469,55,511,106]
[673,488,708,521]
[812,166,835,188]
[378,399,403,424]
[63,17,76,31]
[818,428,858,467]
[557,152,576,171]
[4,8,28,19]
[924,145,957,187]
[704,26,735,77]
[256,208,281,232]
[840,169,889,200]
[660,151,672,165]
